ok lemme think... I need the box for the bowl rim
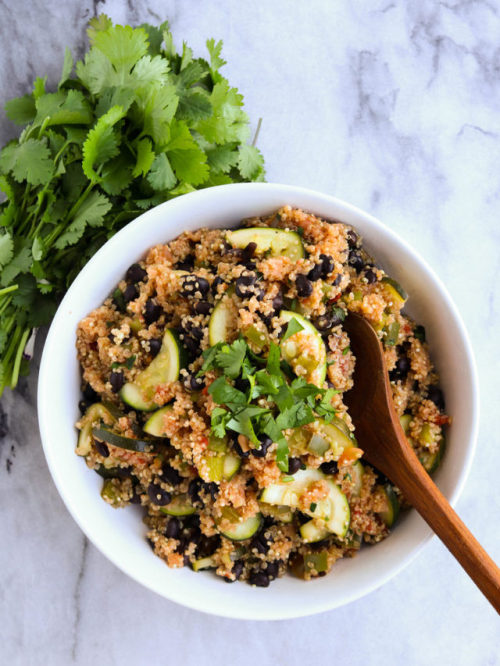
[37,182,479,619]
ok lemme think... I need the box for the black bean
[348,249,364,272]
[182,275,210,298]
[79,400,88,415]
[144,299,162,325]
[94,439,110,458]
[123,284,138,303]
[241,241,257,262]
[311,538,331,551]
[314,312,335,333]
[185,374,205,392]
[249,572,270,587]
[197,534,221,558]
[149,338,162,357]
[165,517,181,539]
[244,260,257,271]
[211,275,224,295]
[188,478,203,505]
[146,537,155,552]
[296,274,313,298]
[182,336,199,357]
[193,301,212,315]
[129,488,142,504]
[232,561,244,580]
[147,483,171,506]
[364,267,377,284]
[175,536,187,553]
[320,461,338,475]
[83,383,98,403]
[390,355,410,381]
[252,435,273,458]
[427,386,445,410]
[201,481,219,501]
[162,464,182,486]
[333,273,342,286]
[184,525,202,546]
[346,230,358,247]
[235,273,256,298]
[257,311,273,328]
[233,440,250,459]
[265,561,280,580]
[190,325,204,341]
[175,255,195,272]
[287,457,302,475]
[183,513,201,530]
[320,254,335,277]
[307,263,323,282]
[272,289,284,314]
[126,263,148,284]
[109,371,124,393]
[251,532,270,554]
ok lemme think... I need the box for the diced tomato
[338,447,364,467]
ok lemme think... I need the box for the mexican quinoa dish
[76,206,449,586]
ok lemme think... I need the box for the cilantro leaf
[132,138,155,177]
[0,233,14,269]
[281,317,304,342]
[211,406,229,438]
[82,105,125,182]
[0,139,53,186]
[208,376,246,408]
[237,144,265,180]
[58,47,74,88]
[266,342,281,376]
[215,338,247,379]
[54,191,112,249]
[4,95,36,125]
[147,153,177,191]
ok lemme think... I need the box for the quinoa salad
[75,206,450,586]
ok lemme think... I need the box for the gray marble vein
[1,1,500,664]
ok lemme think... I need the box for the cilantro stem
[0,284,18,296]
[10,327,30,389]
[251,117,263,147]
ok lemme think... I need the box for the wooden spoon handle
[399,455,500,613]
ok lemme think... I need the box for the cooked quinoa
[75,206,450,585]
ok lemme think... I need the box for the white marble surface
[1,0,499,663]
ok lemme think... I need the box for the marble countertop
[1,1,499,664]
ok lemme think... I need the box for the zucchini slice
[378,484,400,527]
[399,413,412,435]
[204,452,242,482]
[191,556,216,571]
[143,405,173,437]
[120,329,184,411]
[258,503,294,524]
[299,520,330,543]
[209,297,236,345]
[381,277,407,307]
[279,311,327,387]
[76,403,117,456]
[226,227,305,262]
[288,418,355,459]
[419,438,445,474]
[92,426,157,453]
[219,513,263,541]
[159,494,196,517]
[350,460,364,497]
[260,468,350,537]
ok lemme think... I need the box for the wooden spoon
[343,312,500,613]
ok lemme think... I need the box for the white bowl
[37,183,479,620]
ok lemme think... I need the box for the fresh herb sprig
[202,338,337,472]
[0,15,265,394]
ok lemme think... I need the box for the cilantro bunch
[200,334,337,473]
[0,15,265,395]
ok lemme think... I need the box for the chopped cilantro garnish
[310,502,317,512]
[281,317,304,342]
[125,355,136,370]
[342,346,350,355]
[200,336,338,473]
